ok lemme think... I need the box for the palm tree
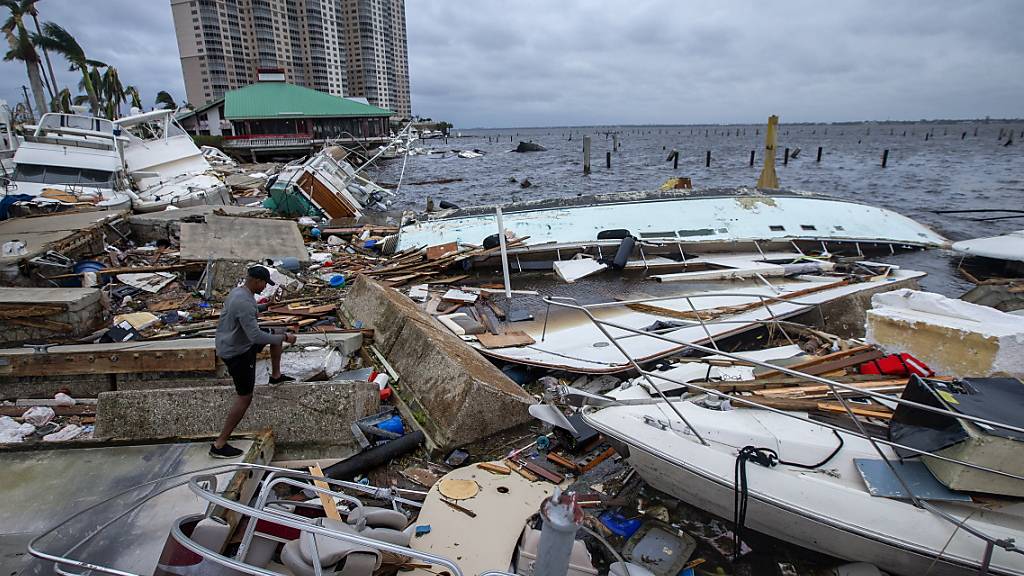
[100,65,126,119]
[125,85,142,111]
[155,90,177,111]
[1,0,47,116]
[51,86,70,112]
[32,21,103,115]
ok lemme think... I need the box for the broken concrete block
[180,214,308,264]
[0,287,106,347]
[342,275,535,448]
[94,380,379,460]
[866,289,1024,378]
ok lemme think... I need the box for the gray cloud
[3,0,1022,128]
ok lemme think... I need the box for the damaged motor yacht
[114,109,232,212]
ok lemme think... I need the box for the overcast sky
[2,1,1022,128]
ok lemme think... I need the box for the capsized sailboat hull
[397,189,948,253]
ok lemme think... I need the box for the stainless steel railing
[27,463,500,576]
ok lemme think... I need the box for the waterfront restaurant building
[178,73,393,158]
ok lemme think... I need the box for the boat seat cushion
[280,540,317,576]
[299,519,382,571]
[346,506,408,531]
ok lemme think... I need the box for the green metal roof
[224,82,392,120]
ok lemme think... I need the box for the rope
[732,430,845,560]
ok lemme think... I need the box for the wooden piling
[606,151,611,169]
[705,150,711,167]
[783,147,790,165]
[612,134,619,151]
[881,149,889,168]
[816,146,822,162]
[673,150,679,170]
[962,132,967,140]
[583,136,592,175]
[749,150,755,166]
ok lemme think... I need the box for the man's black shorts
[221,344,266,396]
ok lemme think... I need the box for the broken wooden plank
[755,344,875,379]
[816,402,893,420]
[309,463,342,521]
[476,462,511,475]
[477,331,536,349]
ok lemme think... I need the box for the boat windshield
[12,163,115,188]
[122,115,189,142]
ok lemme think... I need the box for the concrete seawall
[94,379,379,460]
[342,275,535,449]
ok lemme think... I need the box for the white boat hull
[584,403,1024,576]
[397,189,949,252]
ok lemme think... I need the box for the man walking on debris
[211,265,296,458]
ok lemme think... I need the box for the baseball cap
[247,265,276,285]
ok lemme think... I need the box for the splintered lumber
[732,396,821,411]
[816,402,894,420]
[505,459,539,482]
[755,345,878,379]
[267,304,337,317]
[44,262,203,280]
[626,279,850,321]
[578,447,617,473]
[0,339,217,377]
[752,379,907,399]
[706,374,899,394]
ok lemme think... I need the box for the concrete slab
[128,205,269,243]
[0,287,106,346]
[0,437,268,576]
[0,210,128,269]
[342,275,535,449]
[94,379,379,460]
[179,214,308,263]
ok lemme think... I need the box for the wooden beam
[309,463,342,520]
[0,341,217,377]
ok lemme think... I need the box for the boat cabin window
[801,225,817,231]
[13,163,115,189]
[769,225,786,231]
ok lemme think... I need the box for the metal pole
[535,488,582,576]
[496,207,512,300]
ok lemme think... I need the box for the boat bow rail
[28,463,513,576]
[541,295,1024,572]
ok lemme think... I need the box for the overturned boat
[395,189,948,259]
[114,109,232,212]
[265,145,394,220]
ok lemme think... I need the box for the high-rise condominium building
[170,0,411,119]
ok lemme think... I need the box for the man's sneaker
[210,443,244,459]
[268,374,296,385]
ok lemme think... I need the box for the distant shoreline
[458,118,1024,131]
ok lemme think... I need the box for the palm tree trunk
[25,60,47,118]
[30,10,59,101]
[80,70,99,116]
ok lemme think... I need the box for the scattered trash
[42,424,84,442]
[445,448,471,467]
[21,406,55,426]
